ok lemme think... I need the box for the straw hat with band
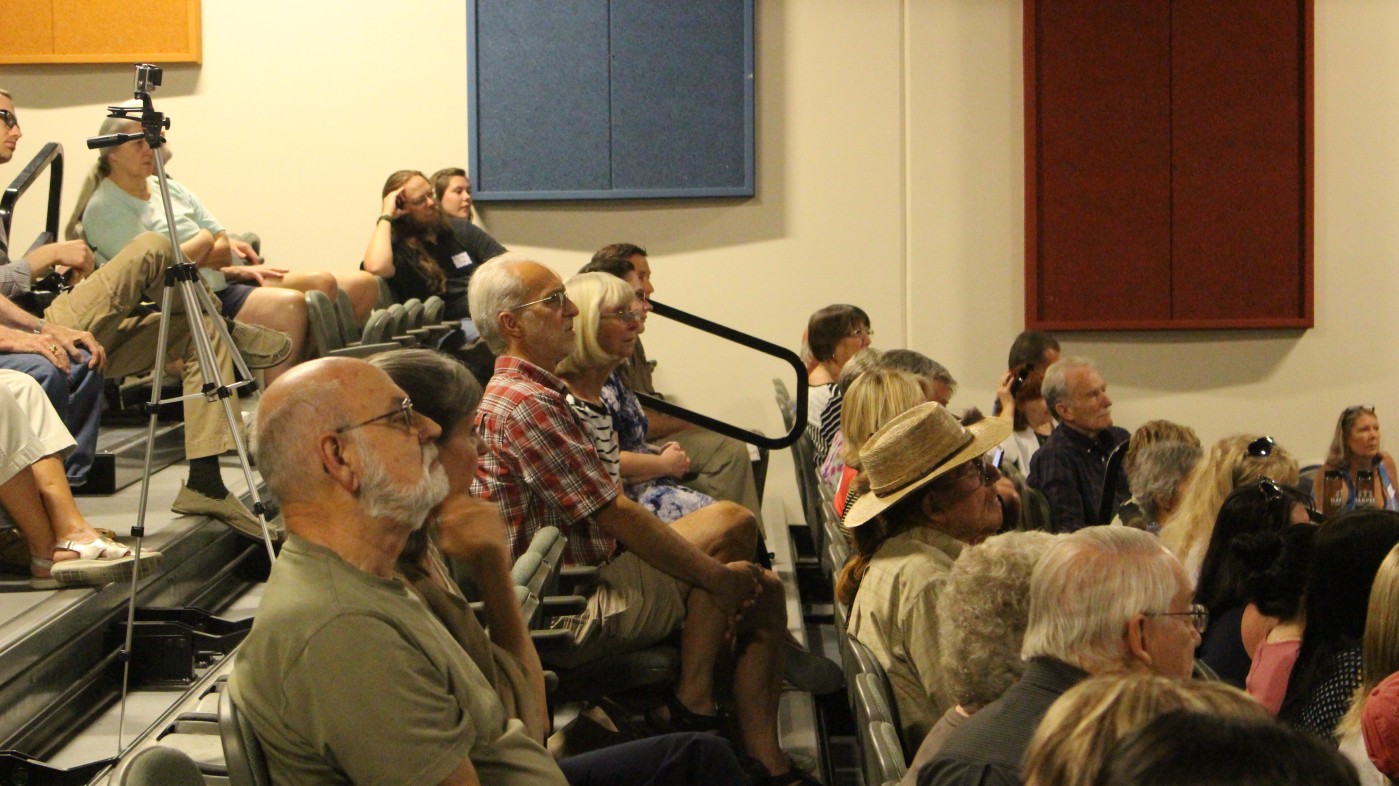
[844,401,1011,530]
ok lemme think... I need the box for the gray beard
[359,444,449,528]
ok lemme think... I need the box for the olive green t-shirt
[229,535,564,786]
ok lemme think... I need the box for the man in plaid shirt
[469,256,815,784]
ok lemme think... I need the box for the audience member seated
[919,526,1202,786]
[78,115,312,383]
[993,330,1060,479]
[805,304,872,465]
[371,347,549,742]
[1161,434,1300,582]
[833,367,924,519]
[825,347,957,486]
[1027,357,1130,532]
[432,167,474,221]
[363,170,506,322]
[1361,670,1399,784]
[1194,481,1313,687]
[0,371,161,585]
[582,246,764,524]
[1336,542,1399,784]
[1114,422,1202,532]
[902,531,1056,786]
[0,91,286,535]
[837,401,1009,750]
[1238,523,1315,715]
[466,256,820,785]
[1317,405,1399,515]
[234,357,750,786]
[1279,510,1399,741]
[1023,674,1268,786]
[558,271,716,522]
[1097,710,1361,786]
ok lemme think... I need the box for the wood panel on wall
[1025,0,1313,331]
[0,0,201,64]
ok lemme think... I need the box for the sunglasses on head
[1247,436,1276,458]
[0,109,16,130]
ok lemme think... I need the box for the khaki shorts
[543,552,689,668]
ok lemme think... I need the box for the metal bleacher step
[75,421,185,496]
[0,460,268,768]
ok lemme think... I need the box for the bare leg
[31,455,100,543]
[0,466,59,572]
[273,270,337,300]
[730,569,788,774]
[664,502,758,716]
[234,288,309,384]
[334,271,380,323]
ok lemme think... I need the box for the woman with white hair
[556,272,714,522]
[902,530,1056,785]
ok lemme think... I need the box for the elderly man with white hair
[917,526,1204,786]
[1026,356,1131,531]
[467,255,821,785]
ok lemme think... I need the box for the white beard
[359,443,449,528]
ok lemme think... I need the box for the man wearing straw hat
[837,401,1012,751]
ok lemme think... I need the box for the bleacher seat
[219,688,271,786]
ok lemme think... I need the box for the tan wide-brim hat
[844,401,1011,529]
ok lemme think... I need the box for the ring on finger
[49,345,60,354]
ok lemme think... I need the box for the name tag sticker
[451,252,474,269]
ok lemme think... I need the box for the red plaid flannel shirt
[471,356,620,566]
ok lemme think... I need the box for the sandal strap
[652,694,722,734]
[57,536,132,561]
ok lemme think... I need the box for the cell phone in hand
[1010,365,1032,397]
[990,447,1005,470]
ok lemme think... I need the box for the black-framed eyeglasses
[1248,436,1276,458]
[0,109,16,130]
[336,398,415,434]
[508,289,568,311]
[600,307,643,323]
[1146,603,1209,634]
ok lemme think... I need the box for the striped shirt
[567,394,622,485]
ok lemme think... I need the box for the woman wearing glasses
[805,304,873,466]
[1160,434,1299,583]
[838,402,1010,752]
[1193,481,1314,688]
[557,273,714,523]
[363,170,506,321]
[1315,405,1399,516]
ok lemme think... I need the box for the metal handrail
[0,141,64,248]
[637,299,807,450]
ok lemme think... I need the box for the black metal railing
[0,141,64,249]
[638,299,807,450]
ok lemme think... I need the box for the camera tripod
[85,64,279,754]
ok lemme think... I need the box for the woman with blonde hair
[1024,674,1268,786]
[556,272,713,522]
[1316,405,1399,516]
[833,367,925,518]
[1160,434,1300,582]
[1335,542,1399,784]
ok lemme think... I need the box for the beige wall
[2,1,1396,518]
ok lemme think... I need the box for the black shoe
[782,639,843,695]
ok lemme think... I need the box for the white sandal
[49,537,162,587]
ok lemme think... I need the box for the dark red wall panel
[1171,0,1306,321]
[1031,1,1172,324]
[1025,0,1313,331]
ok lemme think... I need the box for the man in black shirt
[1026,357,1130,531]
